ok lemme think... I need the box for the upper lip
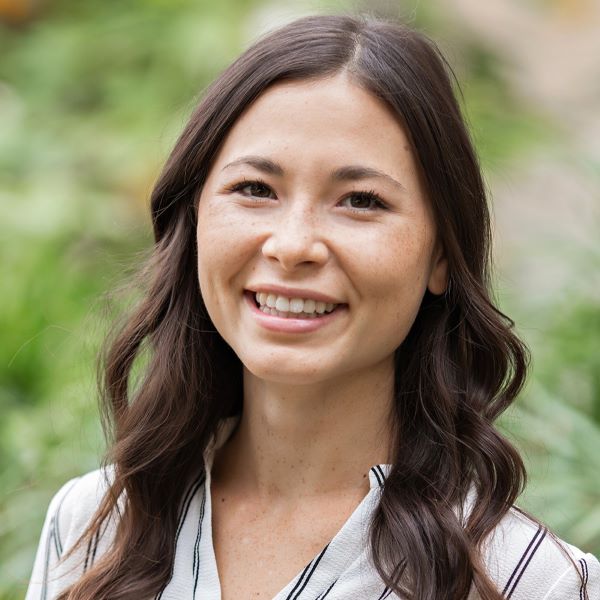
[246,284,344,305]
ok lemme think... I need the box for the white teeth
[303,299,316,313]
[275,297,290,312]
[289,298,304,313]
[253,291,340,317]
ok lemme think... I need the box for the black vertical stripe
[375,465,387,484]
[502,525,543,595]
[376,585,391,600]
[289,543,329,600]
[579,558,589,600]
[192,484,208,597]
[156,473,206,600]
[41,476,81,595]
[176,474,206,543]
[83,516,103,572]
[90,526,101,567]
[83,534,93,573]
[505,528,547,599]
[53,478,80,556]
[370,467,384,488]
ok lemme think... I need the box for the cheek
[197,203,235,301]
[196,200,264,307]
[197,199,243,250]
[361,225,432,294]
[350,225,433,343]
[197,202,245,270]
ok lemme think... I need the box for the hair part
[60,14,529,600]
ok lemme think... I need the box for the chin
[242,359,340,386]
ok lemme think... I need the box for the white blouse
[26,417,600,599]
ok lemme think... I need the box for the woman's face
[196,74,447,385]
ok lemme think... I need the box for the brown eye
[340,191,386,212]
[348,194,374,209]
[234,180,275,199]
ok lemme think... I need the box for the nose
[261,204,329,271]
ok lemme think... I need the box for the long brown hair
[61,14,529,600]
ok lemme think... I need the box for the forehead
[209,73,418,182]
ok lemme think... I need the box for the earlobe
[427,245,449,295]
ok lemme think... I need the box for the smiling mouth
[250,291,342,319]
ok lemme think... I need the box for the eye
[339,191,387,212]
[228,179,276,199]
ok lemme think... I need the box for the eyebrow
[223,156,284,176]
[221,155,407,193]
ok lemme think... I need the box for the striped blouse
[26,417,600,599]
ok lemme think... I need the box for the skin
[196,72,447,505]
[195,72,448,598]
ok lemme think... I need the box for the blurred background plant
[1,0,598,597]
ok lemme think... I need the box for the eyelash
[227,178,274,200]
[342,190,387,213]
[226,179,388,213]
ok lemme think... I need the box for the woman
[26,13,599,600]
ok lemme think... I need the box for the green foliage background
[1,1,598,597]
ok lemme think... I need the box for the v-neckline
[199,417,392,600]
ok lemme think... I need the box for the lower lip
[244,291,346,333]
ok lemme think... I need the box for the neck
[211,359,395,501]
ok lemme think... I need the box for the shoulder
[26,468,116,600]
[49,468,113,547]
[480,506,600,599]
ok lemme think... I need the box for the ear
[427,241,448,295]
